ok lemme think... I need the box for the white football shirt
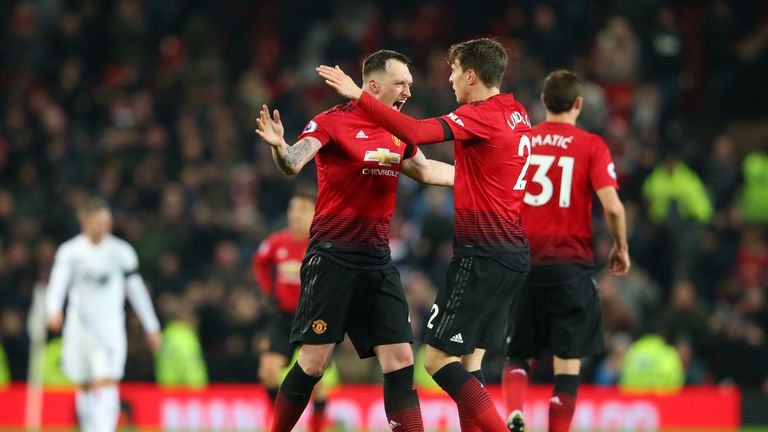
[46,234,160,336]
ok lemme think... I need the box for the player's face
[287,196,315,236]
[448,60,470,104]
[372,59,413,111]
[81,209,112,243]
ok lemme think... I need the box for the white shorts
[62,317,126,384]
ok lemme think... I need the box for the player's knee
[423,346,452,375]
[298,360,326,377]
[423,357,442,376]
[387,354,414,373]
[393,347,414,368]
[297,347,332,376]
[423,353,442,376]
[376,344,414,373]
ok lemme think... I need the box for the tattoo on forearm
[275,139,313,171]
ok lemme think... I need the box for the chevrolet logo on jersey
[364,148,401,166]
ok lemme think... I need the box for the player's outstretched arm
[317,65,449,145]
[316,65,364,101]
[255,104,321,175]
[596,186,630,275]
[401,148,454,186]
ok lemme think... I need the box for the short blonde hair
[77,197,110,220]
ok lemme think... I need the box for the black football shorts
[263,311,296,359]
[290,254,413,358]
[425,256,528,356]
[507,272,605,359]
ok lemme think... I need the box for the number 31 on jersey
[512,135,575,208]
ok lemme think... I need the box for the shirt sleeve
[403,144,418,160]
[46,244,72,316]
[589,134,619,191]
[356,92,448,145]
[122,242,140,275]
[124,244,161,333]
[297,114,333,146]
[126,274,161,333]
[439,103,490,141]
[253,235,276,295]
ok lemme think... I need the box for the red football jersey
[253,229,309,313]
[522,121,618,266]
[439,94,532,270]
[298,102,417,268]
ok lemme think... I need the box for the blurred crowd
[1,0,767,392]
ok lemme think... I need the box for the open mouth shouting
[393,99,407,111]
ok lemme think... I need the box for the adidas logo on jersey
[388,420,401,430]
[356,130,369,139]
[450,333,464,343]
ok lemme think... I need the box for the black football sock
[271,363,321,431]
[383,365,424,431]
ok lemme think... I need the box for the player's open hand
[608,246,630,276]
[255,104,286,148]
[316,65,364,101]
[47,313,63,333]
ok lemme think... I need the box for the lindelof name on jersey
[506,111,531,130]
[532,134,574,149]
[447,112,464,127]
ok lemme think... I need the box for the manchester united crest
[312,319,328,334]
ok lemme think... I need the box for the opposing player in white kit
[46,198,161,432]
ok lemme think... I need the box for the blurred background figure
[155,298,207,388]
[619,332,684,393]
[45,198,161,432]
[252,192,334,432]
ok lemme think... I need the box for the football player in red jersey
[501,70,630,432]
[319,38,532,432]
[254,192,332,432]
[256,50,454,432]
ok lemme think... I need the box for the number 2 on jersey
[524,155,575,207]
[426,304,439,329]
[513,136,531,190]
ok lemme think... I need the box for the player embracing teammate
[321,43,630,431]
[320,38,533,432]
[257,49,455,432]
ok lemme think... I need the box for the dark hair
[77,197,109,219]
[542,70,583,114]
[362,50,412,79]
[447,38,507,88]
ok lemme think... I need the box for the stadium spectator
[0,341,9,387]
[643,151,713,226]
[741,149,768,224]
[619,333,684,393]
[660,280,711,348]
[155,299,208,388]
